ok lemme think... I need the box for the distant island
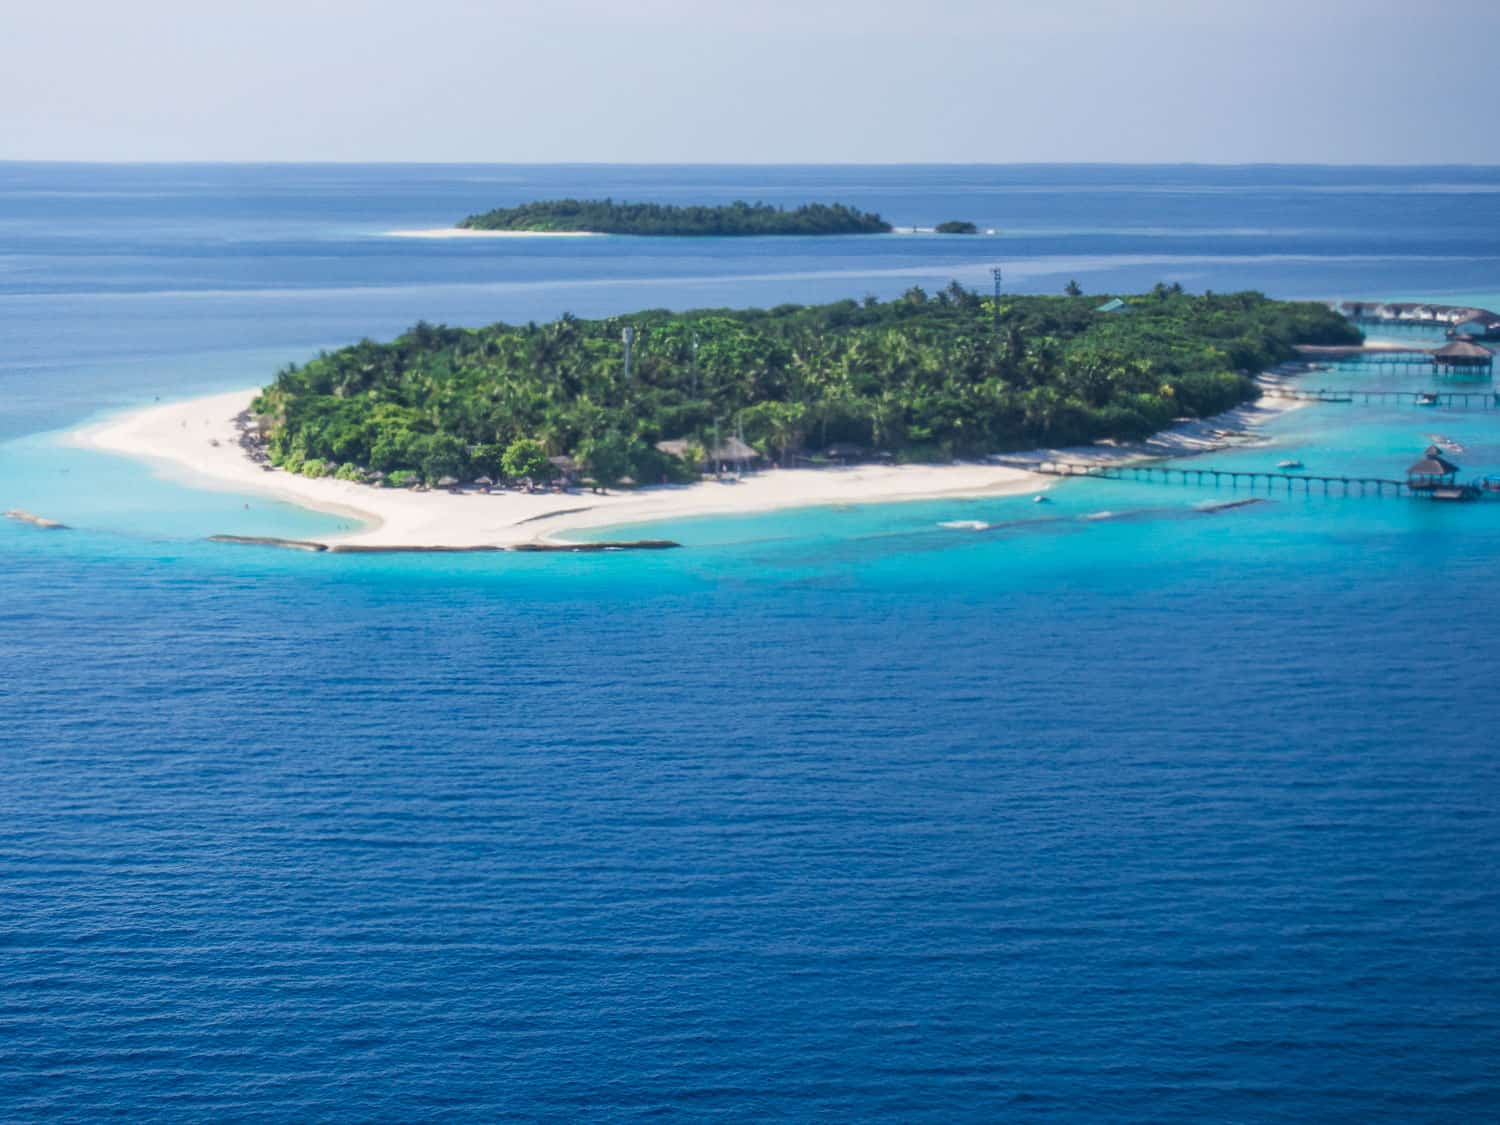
[458,198,892,237]
[935,220,979,234]
[250,286,1358,489]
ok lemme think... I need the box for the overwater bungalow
[1407,446,1478,501]
[1408,445,1460,488]
[1452,315,1500,340]
[1432,338,1494,379]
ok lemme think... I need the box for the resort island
[457,199,893,236]
[255,284,1351,480]
[75,285,1358,551]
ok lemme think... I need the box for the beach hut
[1432,338,1494,379]
[710,435,761,472]
[548,455,581,486]
[825,442,867,464]
[656,436,762,473]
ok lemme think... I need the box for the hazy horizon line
[5,159,1500,171]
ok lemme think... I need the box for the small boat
[1277,459,1303,470]
[1416,393,1439,407]
[1033,495,1050,504]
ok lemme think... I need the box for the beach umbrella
[437,475,460,489]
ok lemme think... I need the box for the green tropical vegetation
[935,220,979,234]
[250,285,1359,487]
[458,199,892,236]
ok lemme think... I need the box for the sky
[4,0,1499,164]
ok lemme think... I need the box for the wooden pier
[1261,388,1500,409]
[998,458,1416,497]
[1294,341,1496,377]
[1296,344,1434,362]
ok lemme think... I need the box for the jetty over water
[1295,340,1494,377]
[1295,344,1433,362]
[1263,387,1500,409]
[997,458,1416,497]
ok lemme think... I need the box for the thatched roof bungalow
[656,436,763,468]
[1433,338,1494,377]
[1408,445,1461,489]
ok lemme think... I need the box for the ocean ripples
[5,162,1500,1120]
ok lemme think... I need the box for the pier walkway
[1296,345,1434,362]
[996,458,1415,497]
[1262,388,1499,408]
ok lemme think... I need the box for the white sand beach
[67,375,1303,550]
[69,390,1046,548]
[385,228,604,239]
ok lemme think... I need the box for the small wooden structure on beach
[656,435,763,474]
[548,455,582,486]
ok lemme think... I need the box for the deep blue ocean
[3,164,1500,1121]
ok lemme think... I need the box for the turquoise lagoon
[3,165,1500,1121]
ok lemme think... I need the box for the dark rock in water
[208,535,328,551]
[510,540,681,552]
[5,509,69,530]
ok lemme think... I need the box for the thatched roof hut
[1433,338,1494,373]
[656,436,762,467]
[1408,445,1461,487]
[710,436,761,463]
